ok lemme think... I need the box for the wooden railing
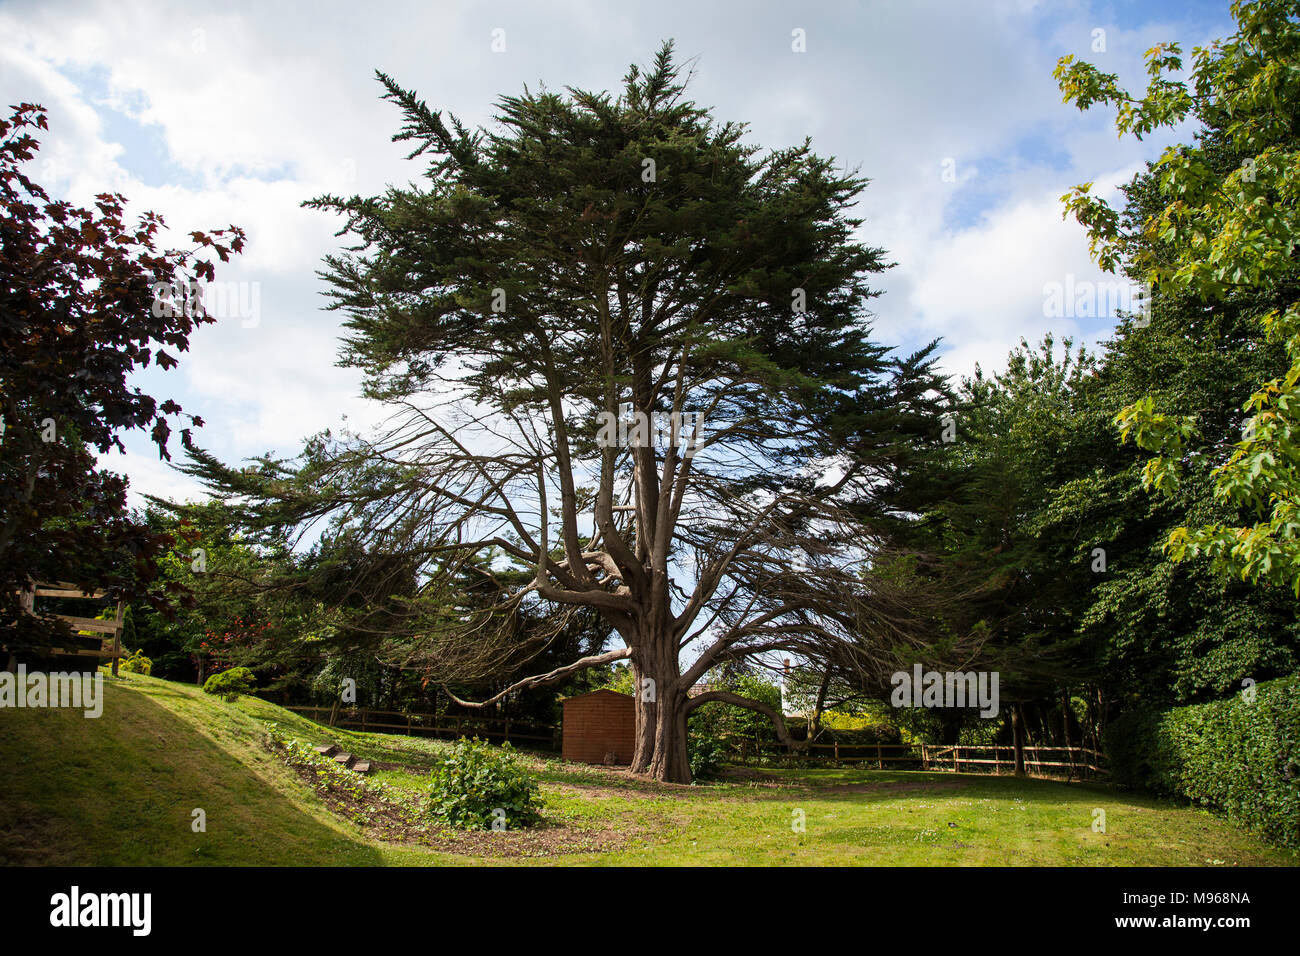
[723,737,1107,778]
[279,705,1106,777]
[727,737,924,768]
[920,744,1107,778]
[281,705,559,748]
[12,582,125,675]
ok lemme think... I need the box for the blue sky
[0,0,1238,507]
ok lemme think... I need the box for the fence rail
[919,744,1106,777]
[723,738,1107,778]
[10,582,124,674]
[279,705,1106,778]
[281,705,558,747]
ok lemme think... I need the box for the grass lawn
[1,671,1294,867]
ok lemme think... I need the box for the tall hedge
[1107,676,1300,848]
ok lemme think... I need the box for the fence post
[110,599,123,678]
[877,742,883,770]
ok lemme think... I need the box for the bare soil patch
[417,821,641,858]
[268,739,655,858]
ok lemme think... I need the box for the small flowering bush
[193,617,271,677]
[427,738,542,831]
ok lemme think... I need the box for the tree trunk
[1012,703,1027,777]
[630,657,657,774]
[629,627,691,783]
[648,690,690,783]
[803,667,831,753]
[1061,690,1076,781]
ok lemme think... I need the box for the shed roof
[562,688,634,704]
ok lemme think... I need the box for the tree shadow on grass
[0,685,385,866]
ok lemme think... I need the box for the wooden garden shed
[561,688,636,765]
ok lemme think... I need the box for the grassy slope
[0,672,1294,867]
[0,672,387,865]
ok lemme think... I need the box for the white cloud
[0,0,1221,504]
[880,163,1144,380]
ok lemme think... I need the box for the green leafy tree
[1057,0,1300,593]
[126,503,290,682]
[1069,236,1300,705]
[0,103,243,650]
[911,337,1105,762]
[202,666,257,701]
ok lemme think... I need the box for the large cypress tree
[182,43,949,782]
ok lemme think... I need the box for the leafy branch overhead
[0,102,245,641]
[1059,0,1300,593]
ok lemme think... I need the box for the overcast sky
[0,0,1234,507]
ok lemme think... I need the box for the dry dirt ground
[270,740,657,858]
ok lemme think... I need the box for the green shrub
[427,738,542,830]
[118,648,153,676]
[687,670,785,761]
[202,666,257,702]
[1107,676,1300,847]
[687,723,726,780]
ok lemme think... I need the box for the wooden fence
[282,705,559,748]
[11,582,125,676]
[724,737,1107,779]
[920,744,1107,778]
[729,737,924,769]
[279,706,1106,778]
